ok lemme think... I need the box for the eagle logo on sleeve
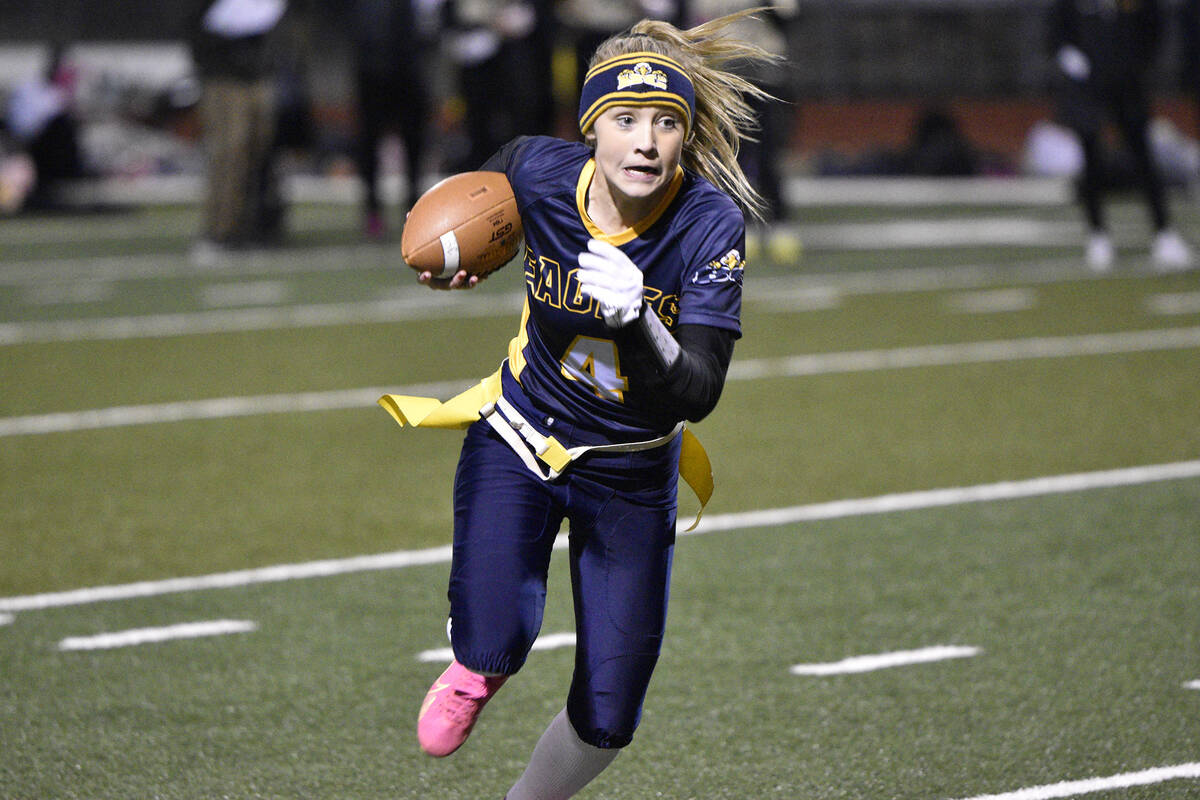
[691,249,745,286]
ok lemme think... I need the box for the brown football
[400,171,523,277]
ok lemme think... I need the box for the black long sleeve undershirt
[614,311,735,423]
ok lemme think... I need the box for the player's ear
[584,131,597,148]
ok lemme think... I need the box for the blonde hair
[588,9,782,221]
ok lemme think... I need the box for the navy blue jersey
[492,136,745,445]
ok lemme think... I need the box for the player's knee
[566,712,636,750]
[451,641,530,676]
[565,652,659,748]
[447,610,540,675]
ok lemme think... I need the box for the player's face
[590,105,685,210]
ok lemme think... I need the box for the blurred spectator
[1047,0,1192,271]
[258,0,316,243]
[445,0,556,173]
[188,0,287,264]
[351,0,437,238]
[903,107,977,177]
[1179,0,1200,194]
[1181,0,1200,136]
[688,1,797,261]
[558,0,686,110]
[4,43,86,210]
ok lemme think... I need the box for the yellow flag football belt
[378,362,714,530]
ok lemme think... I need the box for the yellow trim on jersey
[506,297,531,381]
[575,159,684,245]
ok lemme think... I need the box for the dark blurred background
[3,0,1200,223]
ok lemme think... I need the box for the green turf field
[2,189,1198,799]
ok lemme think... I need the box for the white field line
[946,762,1200,800]
[0,217,195,247]
[2,459,1198,614]
[790,645,981,676]
[417,632,577,663]
[0,381,470,437]
[0,293,527,345]
[752,285,843,312]
[4,326,1200,438]
[0,242,405,286]
[944,288,1038,314]
[0,212,1072,288]
[724,326,1200,381]
[1147,291,1200,316]
[0,547,456,613]
[57,620,258,651]
[1185,679,1200,690]
[56,173,1071,211]
[199,280,290,308]
[783,176,1071,207]
[0,247,1075,291]
[23,280,118,307]
[0,256,1109,345]
[796,218,1077,250]
[687,460,1200,536]
[748,257,1089,301]
[0,613,13,625]
[15,173,1070,214]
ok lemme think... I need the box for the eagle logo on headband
[617,62,668,91]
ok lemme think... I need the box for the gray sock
[506,708,620,800]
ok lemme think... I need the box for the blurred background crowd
[4,0,1200,269]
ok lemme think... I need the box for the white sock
[506,708,620,800]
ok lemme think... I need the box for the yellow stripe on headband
[584,50,688,81]
[578,93,693,133]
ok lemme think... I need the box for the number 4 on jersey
[560,336,629,402]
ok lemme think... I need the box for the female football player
[398,10,778,798]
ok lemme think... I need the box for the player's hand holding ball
[576,239,645,327]
[417,268,478,291]
[401,171,523,290]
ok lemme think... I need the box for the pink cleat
[417,661,508,757]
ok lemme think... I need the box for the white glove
[1057,45,1091,81]
[576,239,645,328]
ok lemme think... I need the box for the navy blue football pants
[447,420,681,749]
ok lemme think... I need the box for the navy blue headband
[578,51,695,135]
